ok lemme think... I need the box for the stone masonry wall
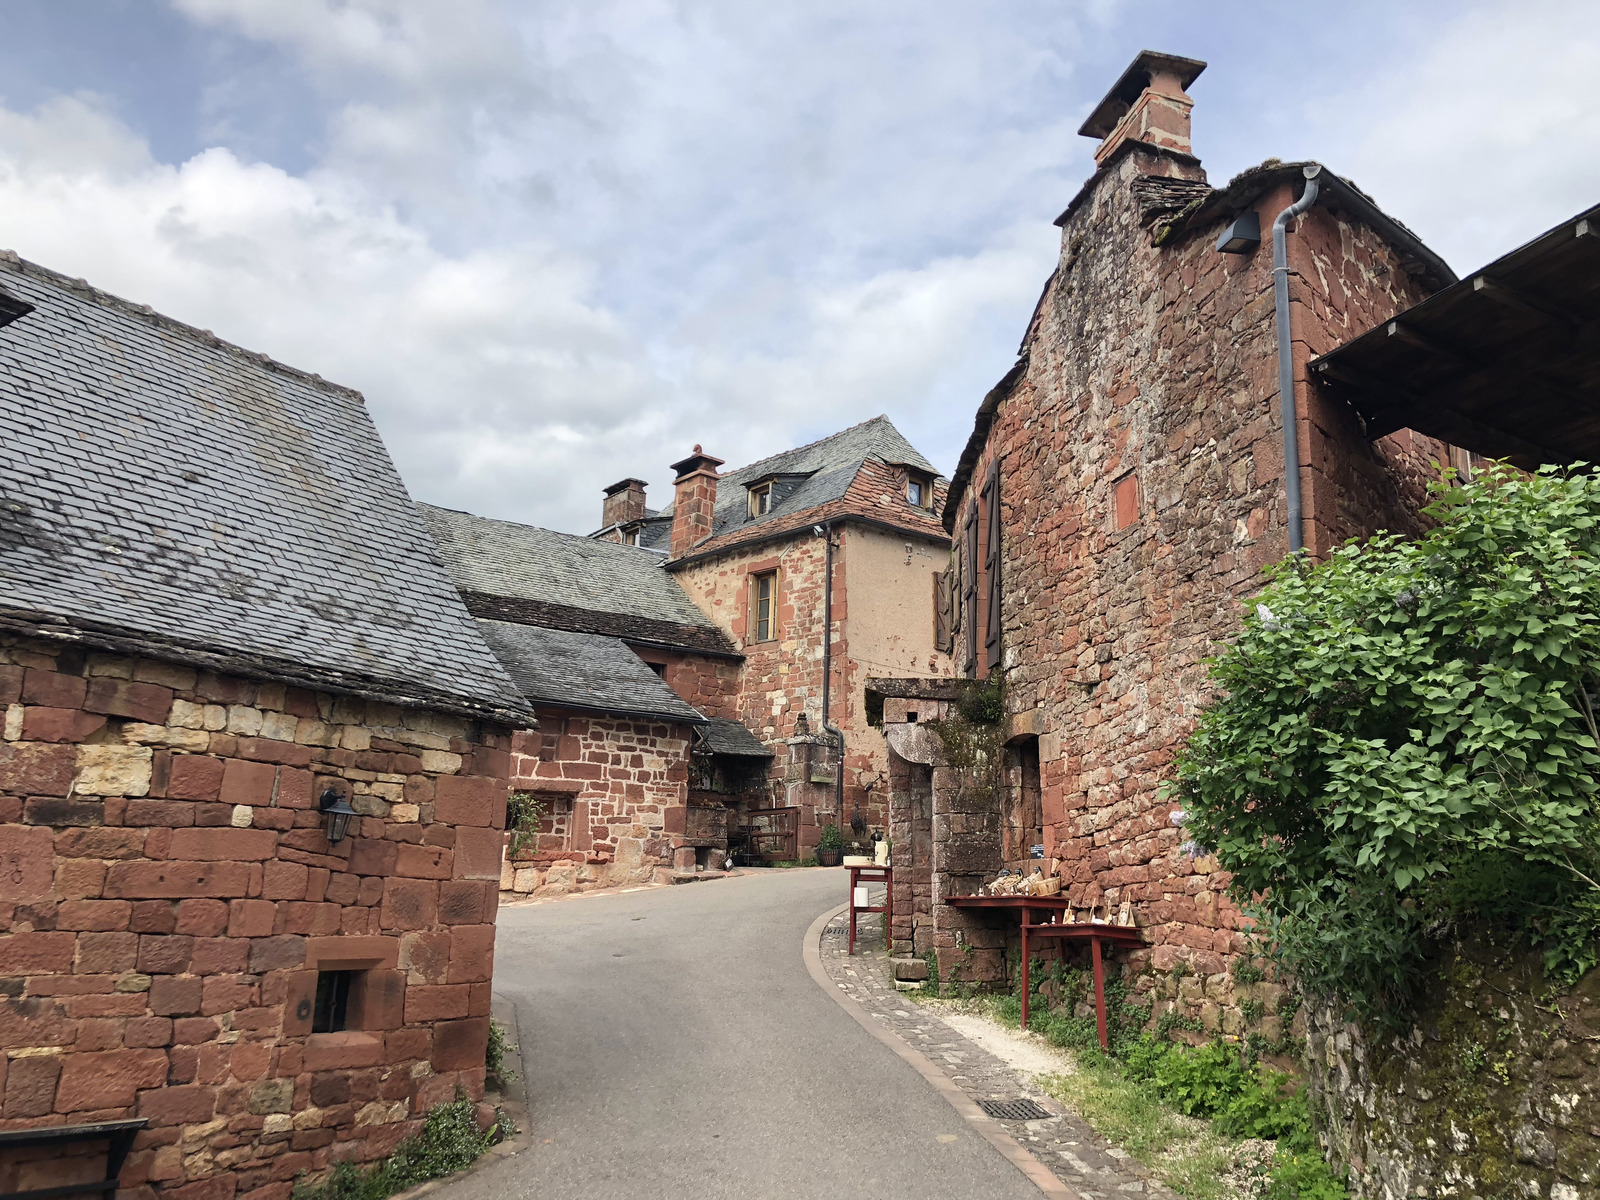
[937,144,1451,1025]
[0,635,512,1200]
[1307,940,1600,1198]
[500,711,691,896]
[670,531,852,849]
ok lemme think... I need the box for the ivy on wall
[1173,465,1600,1023]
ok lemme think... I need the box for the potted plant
[815,823,844,867]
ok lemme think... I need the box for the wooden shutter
[983,460,1002,671]
[933,571,952,654]
[961,504,979,677]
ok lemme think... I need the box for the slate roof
[698,717,773,758]
[0,254,530,724]
[473,619,705,724]
[419,504,737,656]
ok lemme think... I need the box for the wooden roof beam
[1472,275,1582,331]
[1312,359,1560,464]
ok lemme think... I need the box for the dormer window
[748,481,774,519]
[907,471,933,510]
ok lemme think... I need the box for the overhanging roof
[1310,203,1600,469]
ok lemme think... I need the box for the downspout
[1273,164,1322,556]
[817,522,850,829]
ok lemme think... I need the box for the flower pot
[816,848,842,867]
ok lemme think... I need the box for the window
[907,472,933,510]
[647,661,667,677]
[752,571,777,642]
[748,482,773,519]
[622,528,639,546]
[312,970,354,1033]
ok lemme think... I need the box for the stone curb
[802,902,1081,1200]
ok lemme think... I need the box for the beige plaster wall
[840,524,955,684]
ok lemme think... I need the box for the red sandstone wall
[0,636,512,1200]
[939,147,1451,1030]
[502,711,690,893]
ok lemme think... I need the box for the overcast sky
[2,1,1595,534]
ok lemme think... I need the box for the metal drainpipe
[818,523,849,826]
[1273,164,1323,556]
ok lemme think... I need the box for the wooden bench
[0,1119,146,1200]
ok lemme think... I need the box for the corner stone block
[379,879,439,931]
[0,826,56,902]
[71,744,153,797]
[433,775,501,828]
[404,984,470,1023]
[445,925,495,985]
[451,826,503,881]
[430,1017,490,1072]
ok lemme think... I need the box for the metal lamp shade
[319,788,359,845]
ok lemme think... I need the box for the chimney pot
[1078,50,1206,166]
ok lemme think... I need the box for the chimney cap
[1078,50,1207,140]
[603,477,648,496]
[670,447,725,480]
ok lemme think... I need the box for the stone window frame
[750,569,779,644]
[283,936,403,1052]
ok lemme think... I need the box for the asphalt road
[446,868,1040,1200]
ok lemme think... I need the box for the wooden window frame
[748,482,774,519]
[751,570,778,643]
[907,471,933,510]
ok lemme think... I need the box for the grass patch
[290,1096,512,1200]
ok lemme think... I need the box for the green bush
[817,823,844,851]
[1173,465,1600,1022]
[485,1017,515,1089]
[291,1097,507,1200]
[505,792,547,858]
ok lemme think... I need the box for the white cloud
[1309,0,1600,274]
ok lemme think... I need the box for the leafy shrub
[1173,465,1600,1022]
[291,1097,506,1200]
[504,792,547,858]
[956,677,1006,725]
[817,823,844,851]
[485,1017,515,1088]
[1215,1069,1309,1142]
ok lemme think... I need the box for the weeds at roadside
[916,990,1343,1200]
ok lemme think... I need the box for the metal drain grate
[978,1098,1053,1121]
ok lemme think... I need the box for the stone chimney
[669,445,724,559]
[1077,51,1206,167]
[602,478,648,530]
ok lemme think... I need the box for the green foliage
[817,823,844,851]
[485,1018,515,1089]
[955,677,1006,725]
[290,1097,505,1200]
[505,791,547,858]
[1173,465,1600,1022]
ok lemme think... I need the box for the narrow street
[450,869,1041,1200]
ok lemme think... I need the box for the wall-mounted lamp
[319,785,359,845]
[1215,210,1261,254]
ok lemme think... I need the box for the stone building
[873,52,1468,1017]
[637,418,957,855]
[418,507,771,891]
[0,253,529,1199]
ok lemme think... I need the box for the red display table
[847,864,892,955]
[946,895,1145,1049]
